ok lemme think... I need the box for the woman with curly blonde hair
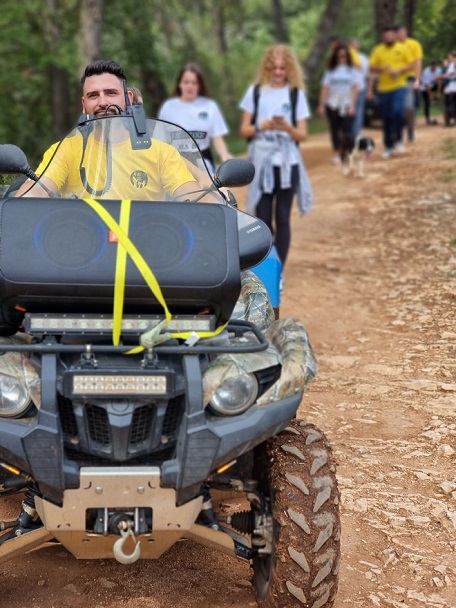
[239,44,313,271]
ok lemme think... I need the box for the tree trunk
[78,0,104,76]
[375,0,398,42]
[215,4,227,55]
[44,0,71,139]
[125,4,168,116]
[272,0,288,43]
[213,4,237,124]
[402,0,416,35]
[303,0,344,83]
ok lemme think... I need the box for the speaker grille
[0,199,241,325]
[0,199,233,286]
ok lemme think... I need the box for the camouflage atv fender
[202,317,317,407]
[257,318,317,405]
[230,270,276,331]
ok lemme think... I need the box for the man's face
[383,29,396,45]
[82,73,128,115]
[396,27,406,42]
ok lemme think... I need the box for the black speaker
[0,199,241,332]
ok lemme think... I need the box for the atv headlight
[0,373,31,418]
[209,374,258,416]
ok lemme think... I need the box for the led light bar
[24,313,215,334]
[71,373,168,396]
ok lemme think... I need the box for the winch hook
[112,523,141,565]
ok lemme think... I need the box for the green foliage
[0,0,453,170]
[414,0,455,63]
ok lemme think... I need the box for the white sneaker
[394,142,406,154]
[381,149,393,159]
[331,153,341,165]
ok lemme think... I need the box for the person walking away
[158,63,232,176]
[367,26,414,159]
[238,43,312,271]
[349,39,369,137]
[318,43,361,163]
[395,25,423,143]
[128,86,143,104]
[436,51,456,127]
[420,60,441,125]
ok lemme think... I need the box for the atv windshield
[20,112,222,202]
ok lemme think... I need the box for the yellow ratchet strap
[82,198,227,351]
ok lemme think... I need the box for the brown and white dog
[340,134,375,178]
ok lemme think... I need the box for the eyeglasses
[337,53,347,58]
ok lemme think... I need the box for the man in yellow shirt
[16,60,199,201]
[395,25,423,143]
[367,26,414,159]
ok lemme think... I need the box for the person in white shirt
[158,63,232,176]
[437,51,456,127]
[420,60,441,124]
[318,43,361,163]
[239,44,313,269]
[349,39,369,137]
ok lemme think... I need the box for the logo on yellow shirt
[130,171,148,189]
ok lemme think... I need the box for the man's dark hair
[382,25,396,32]
[81,59,127,87]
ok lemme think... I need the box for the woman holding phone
[239,44,313,272]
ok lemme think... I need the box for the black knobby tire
[253,419,341,608]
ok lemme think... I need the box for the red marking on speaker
[108,231,119,243]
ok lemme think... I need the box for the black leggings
[325,106,354,151]
[255,165,299,267]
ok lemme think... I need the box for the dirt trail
[2,122,455,608]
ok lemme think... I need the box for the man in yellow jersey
[367,26,414,159]
[15,60,199,200]
[395,25,423,143]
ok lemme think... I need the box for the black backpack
[248,84,299,141]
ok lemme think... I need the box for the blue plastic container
[251,245,282,308]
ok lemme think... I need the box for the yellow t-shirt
[369,43,413,92]
[36,134,196,200]
[401,38,423,79]
[349,48,361,68]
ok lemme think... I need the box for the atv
[0,106,340,607]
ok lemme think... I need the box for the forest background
[0,0,454,169]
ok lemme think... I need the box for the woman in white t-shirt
[318,43,361,163]
[239,44,313,269]
[158,64,232,176]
